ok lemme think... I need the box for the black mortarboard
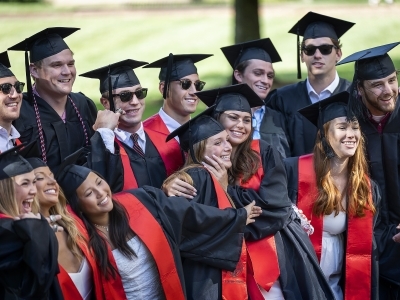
[8,27,79,104]
[144,54,212,99]
[337,42,399,80]
[0,51,14,78]
[298,91,353,158]
[196,84,264,114]
[0,145,33,180]
[18,141,47,169]
[166,105,225,163]
[80,59,148,112]
[288,12,355,79]
[221,38,282,70]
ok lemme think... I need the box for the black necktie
[131,133,145,157]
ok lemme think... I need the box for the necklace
[94,223,109,232]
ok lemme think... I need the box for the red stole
[240,140,280,293]
[143,114,184,176]
[114,138,139,190]
[0,213,11,218]
[297,154,373,300]
[113,192,185,300]
[58,266,82,300]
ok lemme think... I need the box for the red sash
[240,140,280,293]
[58,266,82,300]
[113,192,185,300]
[143,114,184,176]
[115,138,139,190]
[297,154,373,300]
[15,138,22,146]
[0,213,11,218]
[208,172,248,300]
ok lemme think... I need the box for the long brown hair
[214,112,260,185]
[312,121,375,217]
[0,178,19,217]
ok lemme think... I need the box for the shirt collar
[306,72,340,97]
[0,125,20,140]
[114,122,145,143]
[158,107,182,133]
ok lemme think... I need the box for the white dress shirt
[0,125,20,153]
[306,72,340,104]
[158,107,182,142]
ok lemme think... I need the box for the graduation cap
[80,59,148,112]
[18,140,47,169]
[0,51,15,78]
[166,105,225,163]
[143,53,212,99]
[298,91,353,158]
[221,38,282,70]
[288,12,355,79]
[196,84,264,114]
[8,27,79,103]
[0,144,33,180]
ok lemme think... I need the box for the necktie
[131,133,145,157]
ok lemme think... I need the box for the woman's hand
[162,177,197,199]
[244,200,262,225]
[393,224,400,243]
[46,214,64,233]
[202,155,228,191]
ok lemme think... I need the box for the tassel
[163,53,174,99]
[297,28,301,79]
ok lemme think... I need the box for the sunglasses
[0,82,25,95]
[301,44,337,56]
[178,79,206,91]
[112,88,148,102]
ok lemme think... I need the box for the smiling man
[142,54,212,177]
[267,12,354,157]
[8,27,97,170]
[0,51,24,152]
[338,42,400,299]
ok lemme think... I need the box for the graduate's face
[204,130,232,169]
[31,49,76,96]
[358,72,398,116]
[14,171,37,214]
[0,76,22,126]
[218,110,252,148]
[301,37,341,78]
[327,117,361,159]
[163,73,200,117]
[76,172,113,216]
[33,166,59,209]
[234,59,275,99]
[103,84,145,130]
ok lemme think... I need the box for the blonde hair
[313,121,375,217]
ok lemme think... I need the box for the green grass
[2,1,400,117]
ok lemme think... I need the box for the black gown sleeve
[0,217,61,300]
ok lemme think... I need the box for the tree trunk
[234,0,260,44]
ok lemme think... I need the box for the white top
[323,211,346,235]
[158,107,181,142]
[0,125,20,153]
[306,72,340,104]
[112,236,165,300]
[68,258,93,300]
[97,123,146,154]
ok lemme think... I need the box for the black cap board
[337,42,399,80]
[8,27,79,105]
[57,164,91,200]
[288,12,354,79]
[221,38,282,70]
[166,105,225,163]
[0,51,14,79]
[144,53,212,99]
[196,84,264,114]
[0,144,33,180]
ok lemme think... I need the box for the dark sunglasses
[0,82,25,95]
[178,79,206,91]
[112,88,148,102]
[302,44,337,56]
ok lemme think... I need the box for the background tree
[234,0,260,43]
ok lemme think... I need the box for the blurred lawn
[2,1,400,117]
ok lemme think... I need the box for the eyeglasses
[112,88,148,102]
[178,79,206,91]
[0,82,25,95]
[301,44,337,56]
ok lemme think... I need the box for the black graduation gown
[227,144,335,300]
[266,78,351,157]
[259,106,290,158]
[123,186,247,300]
[359,98,400,292]
[0,216,63,300]
[284,156,380,300]
[13,92,97,171]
